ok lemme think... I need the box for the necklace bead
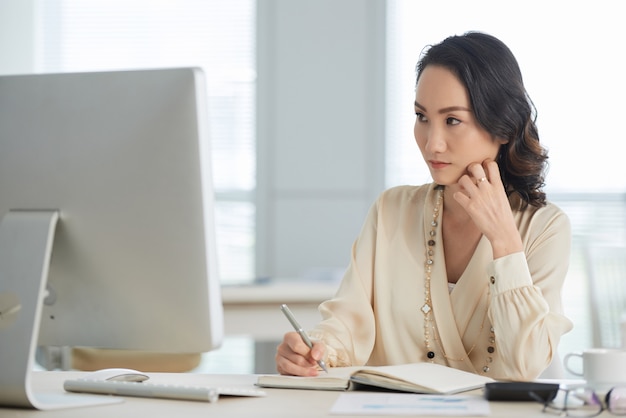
[421,184,494,374]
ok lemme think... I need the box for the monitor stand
[0,211,122,409]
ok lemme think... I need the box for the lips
[429,160,450,169]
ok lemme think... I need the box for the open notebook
[257,362,493,394]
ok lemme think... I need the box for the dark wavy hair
[416,32,548,208]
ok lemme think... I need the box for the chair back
[585,245,626,348]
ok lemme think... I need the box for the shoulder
[516,200,571,246]
[362,184,433,240]
[520,201,570,227]
[540,201,571,235]
[376,184,432,208]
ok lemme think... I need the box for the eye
[415,112,428,123]
[446,117,461,126]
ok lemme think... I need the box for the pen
[280,303,328,373]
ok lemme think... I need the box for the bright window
[386,0,626,361]
[35,0,256,284]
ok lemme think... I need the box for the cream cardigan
[309,183,573,381]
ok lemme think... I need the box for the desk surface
[0,371,609,418]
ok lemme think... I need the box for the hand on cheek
[453,159,524,259]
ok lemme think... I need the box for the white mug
[564,348,626,388]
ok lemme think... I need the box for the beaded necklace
[421,185,495,374]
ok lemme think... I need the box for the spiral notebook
[256,362,493,394]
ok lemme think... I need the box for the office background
[1,0,625,374]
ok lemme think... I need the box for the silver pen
[280,303,328,373]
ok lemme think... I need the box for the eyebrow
[414,101,472,114]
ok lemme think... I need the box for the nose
[422,124,447,154]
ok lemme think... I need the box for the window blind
[35,0,256,283]
[385,0,626,359]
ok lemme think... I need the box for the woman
[276,32,572,381]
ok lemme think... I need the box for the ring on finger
[478,177,488,183]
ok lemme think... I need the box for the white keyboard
[64,378,267,403]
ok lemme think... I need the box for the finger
[275,339,320,376]
[285,333,326,364]
[283,332,315,358]
[483,159,502,187]
[467,163,488,185]
[457,173,476,193]
[277,332,321,366]
[466,162,483,178]
[309,340,326,362]
[453,188,471,208]
[275,352,320,376]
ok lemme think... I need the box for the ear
[496,136,509,145]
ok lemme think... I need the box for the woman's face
[414,65,505,186]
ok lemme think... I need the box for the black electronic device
[484,382,560,402]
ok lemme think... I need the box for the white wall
[256,0,387,279]
[0,0,36,74]
[0,0,388,281]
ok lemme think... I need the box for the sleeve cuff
[487,252,534,294]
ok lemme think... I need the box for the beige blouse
[309,183,573,381]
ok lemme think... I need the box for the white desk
[0,371,610,418]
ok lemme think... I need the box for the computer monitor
[0,68,224,408]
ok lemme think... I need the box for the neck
[441,185,472,224]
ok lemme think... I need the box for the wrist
[489,234,523,260]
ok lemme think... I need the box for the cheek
[458,129,501,159]
[414,123,425,147]
[487,140,503,159]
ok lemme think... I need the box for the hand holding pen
[280,304,328,373]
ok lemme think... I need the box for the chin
[429,173,461,187]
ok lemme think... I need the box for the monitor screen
[0,68,224,357]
